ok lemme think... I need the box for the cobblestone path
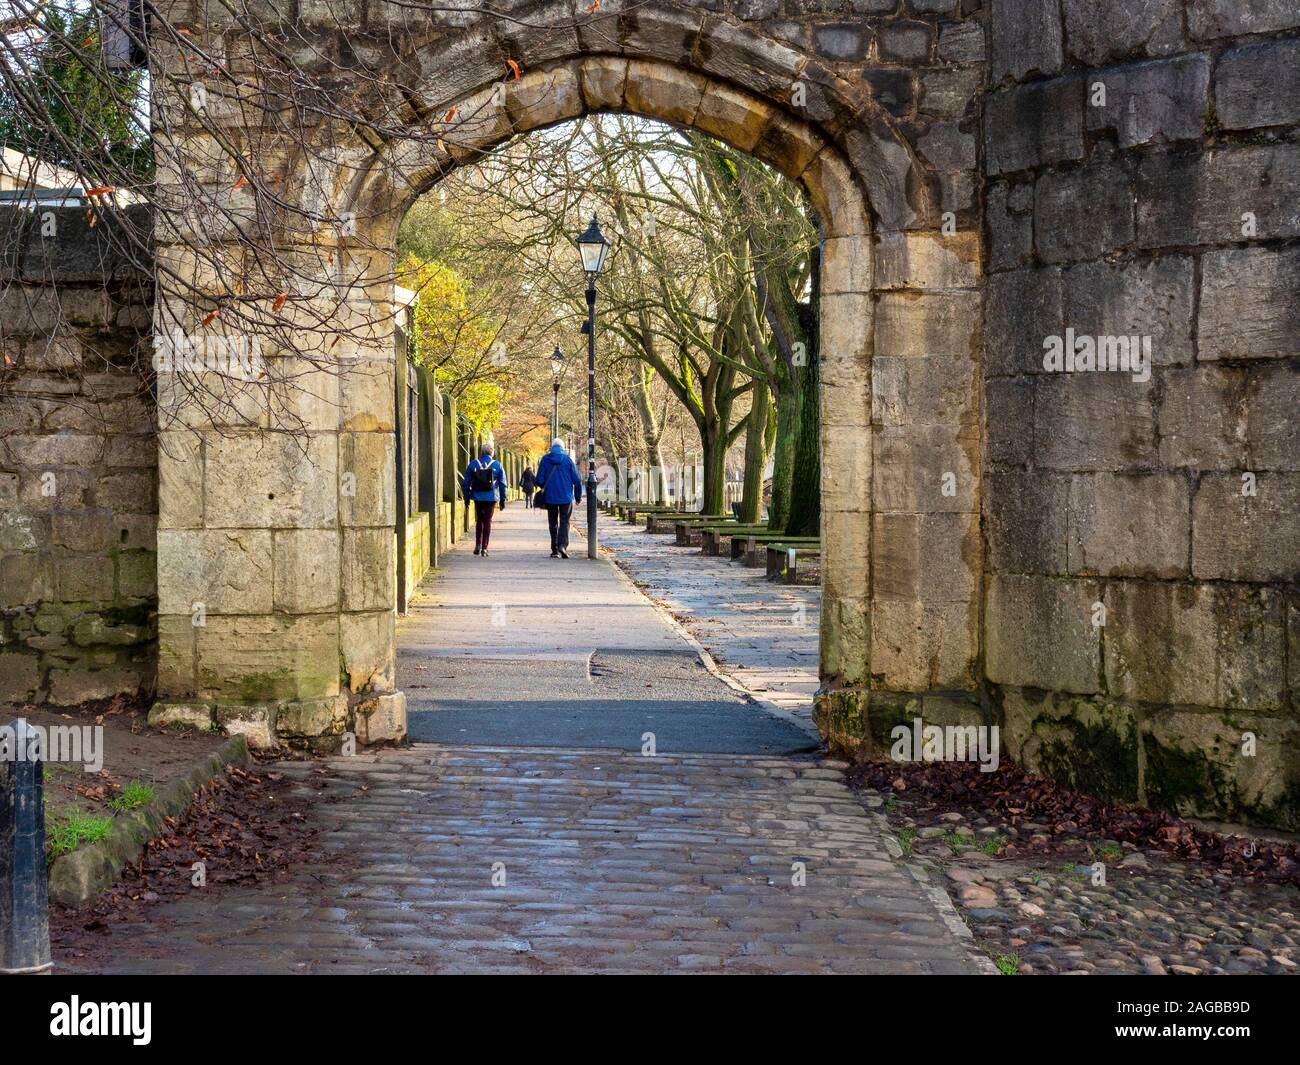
[59,509,987,974]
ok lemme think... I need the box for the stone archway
[151,6,984,751]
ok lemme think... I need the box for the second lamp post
[576,214,610,560]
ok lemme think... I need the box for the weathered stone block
[1066,472,1190,578]
[55,558,114,602]
[1033,375,1157,472]
[1137,144,1300,248]
[984,470,1069,575]
[1035,163,1135,264]
[203,431,337,529]
[812,23,870,62]
[989,0,1061,82]
[873,424,978,514]
[272,529,340,612]
[693,79,771,153]
[48,666,145,705]
[983,266,1061,377]
[1213,38,1300,130]
[820,508,868,603]
[1063,0,1185,66]
[938,21,985,63]
[214,703,277,748]
[872,353,976,428]
[342,528,396,611]
[197,614,340,702]
[0,652,40,702]
[1106,581,1284,711]
[1187,0,1300,41]
[1084,54,1209,148]
[983,78,1082,176]
[1191,473,1299,582]
[116,552,157,600]
[983,377,1035,468]
[1198,245,1300,362]
[157,528,273,614]
[999,690,1140,803]
[870,597,979,693]
[338,431,396,527]
[1062,255,1194,368]
[354,691,406,745]
[874,291,979,359]
[985,573,1101,693]
[1244,364,1299,471]
[986,182,1033,271]
[275,694,349,739]
[821,423,871,513]
[1144,710,1300,830]
[872,512,978,602]
[873,231,980,291]
[1158,366,1245,469]
[147,702,214,730]
[339,359,396,433]
[918,67,982,119]
[878,21,931,63]
[340,610,396,693]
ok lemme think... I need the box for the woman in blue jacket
[462,442,507,557]
[533,439,583,558]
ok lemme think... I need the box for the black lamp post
[549,344,564,440]
[576,214,610,560]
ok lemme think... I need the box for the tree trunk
[632,364,666,504]
[700,417,726,516]
[785,279,821,538]
[767,371,799,532]
[738,386,770,523]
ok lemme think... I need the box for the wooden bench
[765,542,822,583]
[699,523,769,556]
[644,508,699,532]
[672,515,731,545]
[732,532,819,565]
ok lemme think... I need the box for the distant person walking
[462,442,506,557]
[520,464,537,509]
[534,438,583,558]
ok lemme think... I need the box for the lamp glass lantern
[549,345,564,376]
[576,215,611,277]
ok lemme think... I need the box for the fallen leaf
[506,58,521,80]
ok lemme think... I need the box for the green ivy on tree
[0,5,152,180]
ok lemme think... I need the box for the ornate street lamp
[549,344,564,440]
[575,214,610,560]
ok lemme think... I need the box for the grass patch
[46,812,113,861]
[897,827,916,856]
[993,953,1020,975]
[108,781,155,813]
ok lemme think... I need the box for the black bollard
[0,718,52,974]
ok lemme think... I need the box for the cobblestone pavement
[865,790,1300,976]
[64,747,986,973]
[599,518,820,724]
[59,509,988,974]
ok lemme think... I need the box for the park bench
[619,503,678,524]
[672,515,731,545]
[644,508,698,532]
[731,532,819,565]
[699,523,769,556]
[765,542,822,583]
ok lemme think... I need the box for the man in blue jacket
[533,438,583,558]
[462,442,507,557]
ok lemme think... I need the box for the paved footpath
[599,515,821,724]
[62,507,987,974]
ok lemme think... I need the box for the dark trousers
[547,503,573,553]
[474,500,496,550]
[523,490,534,509]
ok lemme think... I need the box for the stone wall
[981,0,1300,828]
[0,206,157,706]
